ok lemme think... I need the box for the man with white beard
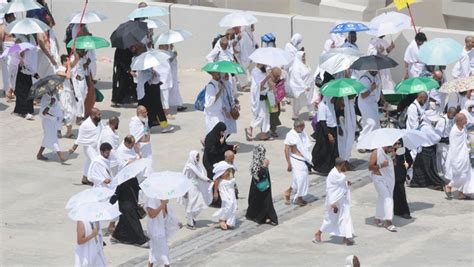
[87,143,113,189]
[434,107,457,174]
[445,113,474,200]
[129,105,153,177]
[313,158,354,245]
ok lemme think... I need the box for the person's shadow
[365,215,415,228]
[409,201,434,212]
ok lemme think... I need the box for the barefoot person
[369,146,397,232]
[313,158,354,245]
[284,119,312,206]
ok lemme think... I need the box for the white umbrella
[139,171,192,200]
[1,0,42,13]
[219,11,258,28]
[6,18,50,35]
[65,188,115,210]
[113,158,151,185]
[66,11,107,24]
[249,47,292,67]
[357,128,431,150]
[68,202,121,222]
[154,29,192,45]
[0,42,36,58]
[319,47,364,75]
[366,12,411,36]
[131,50,170,71]
[128,6,169,20]
[144,18,167,29]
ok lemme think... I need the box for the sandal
[444,186,453,200]
[245,128,253,141]
[385,225,397,232]
[284,192,291,205]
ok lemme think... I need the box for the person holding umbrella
[341,31,358,50]
[357,70,382,150]
[404,32,427,78]
[367,35,395,91]
[13,41,39,120]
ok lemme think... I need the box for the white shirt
[452,47,473,78]
[406,100,425,130]
[318,98,337,128]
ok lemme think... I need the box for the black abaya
[312,121,338,174]
[246,168,278,224]
[410,145,446,189]
[110,178,148,245]
[13,68,34,116]
[137,83,167,129]
[394,150,413,216]
[203,122,235,179]
[112,48,137,104]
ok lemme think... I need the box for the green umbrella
[201,61,245,74]
[395,77,439,94]
[320,78,365,97]
[67,35,110,50]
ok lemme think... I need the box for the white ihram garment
[289,51,314,118]
[249,67,270,133]
[213,178,237,227]
[40,94,62,152]
[338,97,356,161]
[156,51,173,109]
[285,129,312,201]
[404,40,424,78]
[75,117,102,176]
[371,148,395,221]
[204,79,224,133]
[74,221,106,267]
[56,66,77,126]
[87,155,113,189]
[129,116,153,176]
[367,37,395,91]
[357,73,381,142]
[168,50,183,106]
[434,115,454,174]
[445,126,473,194]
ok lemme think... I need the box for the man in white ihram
[357,70,382,152]
[99,116,120,175]
[88,143,113,189]
[129,105,153,177]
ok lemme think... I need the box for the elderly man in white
[129,105,153,177]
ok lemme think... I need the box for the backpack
[275,79,286,103]
[211,34,224,49]
[398,103,421,129]
[194,82,215,111]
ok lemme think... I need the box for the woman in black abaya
[246,145,278,225]
[393,140,413,219]
[112,48,137,105]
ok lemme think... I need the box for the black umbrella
[350,55,398,71]
[110,20,148,49]
[28,75,65,100]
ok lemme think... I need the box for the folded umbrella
[356,128,431,150]
[154,29,192,45]
[319,47,364,74]
[219,11,258,28]
[140,171,192,200]
[66,11,107,24]
[110,20,148,49]
[320,78,365,97]
[1,0,42,13]
[202,61,245,74]
[0,42,36,58]
[68,202,121,222]
[5,18,50,35]
[144,18,167,29]
[439,76,474,94]
[366,12,411,36]
[67,35,110,50]
[65,188,115,210]
[395,77,439,94]
[113,159,151,186]
[28,75,65,100]
[350,55,398,71]
[249,47,292,67]
[330,22,369,33]
[131,49,170,71]
[128,6,169,20]
[418,38,463,66]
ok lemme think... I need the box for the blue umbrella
[418,38,463,66]
[330,22,369,33]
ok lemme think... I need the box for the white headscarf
[289,51,313,97]
[183,150,207,180]
[212,161,235,180]
[290,33,303,47]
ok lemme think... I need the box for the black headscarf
[205,122,227,144]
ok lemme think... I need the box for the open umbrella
[65,188,115,210]
[68,202,121,222]
[350,55,398,71]
[395,77,439,94]
[330,22,369,33]
[66,11,107,24]
[144,18,167,29]
[131,50,170,71]
[320,78,365,97]
[110,20,148,49]
[418,38,463,66]
[28,75,64,100]
[319,47,364,75]
[366,12,411,36]
[1,0,42,13]
[219,11,258,28]
[5,18,50,35]
[113,159,151,186]
[67,35,110,50]
[139,171,192,200]
[128,6,169,20]
[0,42,36,58]
[249,47,292,67]
[154,29,192,45]
[357,128,431,150]
[202,61,245,74]
[439,76,474,94]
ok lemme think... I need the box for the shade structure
[110,20,148,49]
[144,18,167,29]
[113,159,151,186]
[28,75,64,100]
[1,0,42,13]
[5,18,49,35]
[249,47,292,67]
[350,55,398,71]
[319,47,364,74]
[201,61,245,74]
[320,78,365,97]
[67,35,110,50]
[330,22,369,33]
[128,6,169,20]
[366,12,411,36]
[154,29,192,45]
[68,202,121,222]
[395,77,439,94]
[0,42,36,58]
[131,50,170,71]
[418,38,463,66]
[65,188,115,210]
[219,11,258,28]
[67,11,107,24]
[357,128,431,150]
[140,171,192,200]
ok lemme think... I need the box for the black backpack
[211,34,224,48]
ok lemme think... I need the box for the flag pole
[406,3,417,33]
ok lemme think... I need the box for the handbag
[226,86,240,120]
[255,176,270,192]
[129,187,147,219]
[95,88,104,102]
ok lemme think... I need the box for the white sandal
[385,225,397,232]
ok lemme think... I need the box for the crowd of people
[1,0,473,266]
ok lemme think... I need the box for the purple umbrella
[0,42,36,58]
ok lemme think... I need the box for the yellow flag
[394,0,416,10]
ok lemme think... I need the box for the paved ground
[1,62,473,266]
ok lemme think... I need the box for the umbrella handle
[69,0,90,58]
